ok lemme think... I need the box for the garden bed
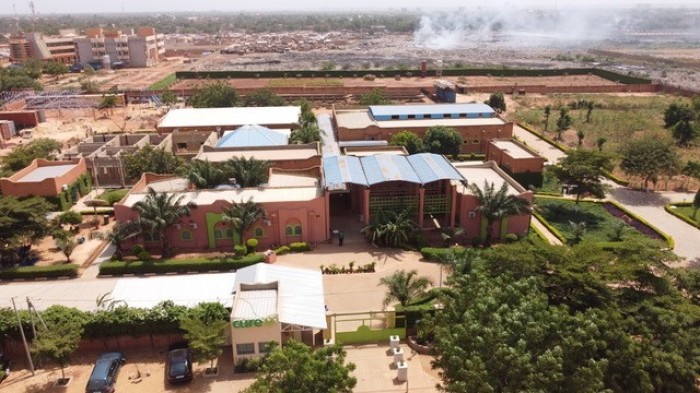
[665,203,700,229]
[600,202,665,241]
[99,254,264,276]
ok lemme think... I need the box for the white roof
[232,289,278,320]
[123,186,322,207]
[491,141,536,159]
[195,147,319,162]
[0,279,118,312]
[18,164,77,182]
[158,107,301,129]
[456,166,520,196]
[233,264,326,329]
[110,273,237,309]
[376,117,506,128]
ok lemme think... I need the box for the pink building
[0,158,88,198]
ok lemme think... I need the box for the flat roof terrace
[491,140,536,159]
[17,164,78,182]
[157,106,301,130]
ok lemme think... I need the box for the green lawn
[534,198,649,244]
[97,189,129,205]
[535,169,563,195]
[149,73,177,90]
[673,205,700,227]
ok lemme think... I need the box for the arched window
[181,230,193,241]
[285,219,302,237]
[254,227,265,238]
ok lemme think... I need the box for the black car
[166,347,193,383]
[85,352,125,393]
[0,351,10,383]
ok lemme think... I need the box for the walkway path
[531,216,563,246]
[318,113,340,157]
[81,243,116,279]
[514,124,699,264]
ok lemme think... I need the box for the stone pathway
[531,216,563,245]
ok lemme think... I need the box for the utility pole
[11,297,35,375]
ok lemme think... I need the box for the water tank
[101,55,111,70]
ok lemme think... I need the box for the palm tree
[104,221,141,260]
[227,157,271,188]
[363,209,417,248]
[379,270,433,308]
[133,188,190,258]
[221,198,266,244]
[185,159,227,189]
[289,122,321,144]
[568,221,587,245]
[440,227,464,247]
[469,181,530,247]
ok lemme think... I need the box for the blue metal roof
[323,155,368,191]
[216,124,288,148]
[407,153,466,184]
[369,103,495,118]
[361,154,422,185]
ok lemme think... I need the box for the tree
[362,209,417,248]
[180,313,227,372]
[619,136,680,190]
[359,88,390,106]
[0,197,52,267]
[57,211,82,228]
[184,159,227,189]
[160,91,177,106]
[469,181,530,246]
[485,92,506,113]
[595,136,607,152]
[56,238,77,263]
[423,126,462,158]
[98,94,118,116]
[2,138,61,173]
[672,119,697,146]
[244,340,356,393]
[221,198,266,244]
[379,269,433,308]
[664,102,693,128]
[133,188,190,258]
[227,157,271,188]
[585,100,595,123]
[681,160,700,190]
[243,88,286,107]
[576,129,585,146]
[188,82,239,108]
[121,145,183,181]
[32,317,83,382]
[293,99,316,124]
[556,107,573,140]
[289,122,321,144]
[43,61,68,81]
[568,221,587,244]
[80,79,100,93]
[543,105,552,132]
[390,130,424,155]
[103,221,141,260]
[693,190,700,219]
[549,149,614,203]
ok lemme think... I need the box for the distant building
[0,158,88,198]
[74,27,165,68]
[486,140,546,188]
[9,31,80,64]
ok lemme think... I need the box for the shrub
[98,189,129,206]
[289,242,311,252]
[137,251,152,261]
[0,264,78,280]
[504,233,519,243]
[275,246,291,255]
[131,244,145,255]
[245,238,259,253]
[420,247,467,262]
[99,254,265,276]
[471,237,482,247]
[234,245,247,258]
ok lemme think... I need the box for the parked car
[85,352,125,393]
[166,346,193,383]
[0,351,10,383]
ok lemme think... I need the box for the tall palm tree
[221,198,266,244]
[133,188,190,258]
[227,157,271,188]
[185,159,227,189]
[379,269,433,308]
[104,221,141,260]
[469,181,530,247]
[289,122,321,144]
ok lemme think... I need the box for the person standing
[338,231,344,247]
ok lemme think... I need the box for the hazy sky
[13,0,700,14]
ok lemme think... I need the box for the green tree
[227,157,271,188]
[390,130,424,154]
[664,102,693,128]
[160,91,177,105]
[289,122,321,144]
[133,188,190,258]
[469,181,530,246]
[56,238,77,263]
[180,314,227,371]
[362,209,417,248]
[121,145,183,182]
[184,159,227,189]
[556,107,573,140]
[423,126,462,158]
[32,316,83,381]
[0,197,52,267]
[80,79,100,93]
[693,190,700,219]
[619,136,680,190]
[681,160,700,190]
[595,136,607,152]
[57,211,82,227]
[359,88,390,105]
[98,94,118,116]
[2,138,61,173]
[221,198,266,244]
[243,88,286,107]
[585,100,595,123]
[293,99,316,124]
[103,221,140,260]
[43,61,68,81]
[549,149,614,203]
[485,92,506,113]
[244,341,356,393]
[672,119,697,146]
[188,82,240,108]
[543,105,552,132]
[379,269,432,308]
[576,129,585,146]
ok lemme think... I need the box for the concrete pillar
[363,188,370,226]
[449,185,457,228]
[324,191,330,242]
[418,187,425,228]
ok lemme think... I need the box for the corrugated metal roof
[233,264,326,329]
[111,273,236,309]
[361,154,421,185]
[322,155,368,190]
[407,153,466,184]
[369,103,495,118]
[0,279,118,312]
[18,164,77,182]
[232,289,278,320]
[216,125,288,148]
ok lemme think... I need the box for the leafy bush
[99,254,265,276]
[137,251,152,262]
[0,264,78,280]
[420,247,467,262]
[98,189,129,206]
[234,245,247,257]
[275,246,291,255]
[131,244,145,255]
[245,238,259,253]
[504,234,519,243]
[289,242,311,252]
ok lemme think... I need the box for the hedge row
[99,254,265,276]
[664,203,700,229]
[0,264,78,280]
[420,246,468,262]
[532,211,567,243]
[174,68,652,85]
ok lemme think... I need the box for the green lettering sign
[232,316,278,328]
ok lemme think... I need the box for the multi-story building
[75,27,164,68]
[9,31,80,64]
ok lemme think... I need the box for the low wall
[0,111,40,128]
[335,325,406,345]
